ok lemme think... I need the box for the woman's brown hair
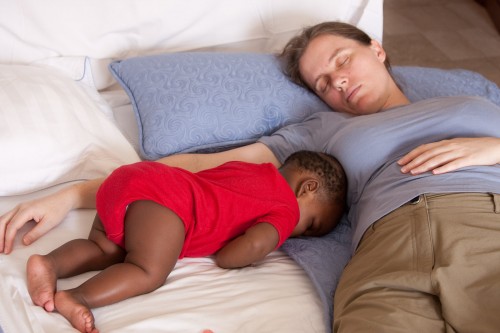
[279,21,392,88]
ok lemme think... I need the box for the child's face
[291,200,342,237]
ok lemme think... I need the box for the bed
[1,1,500,333]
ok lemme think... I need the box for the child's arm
[215,222,280,269]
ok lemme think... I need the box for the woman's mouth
[346,85,360,103]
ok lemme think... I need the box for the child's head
[280,150,347,237]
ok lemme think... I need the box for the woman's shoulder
[383,95,499,117]
[411,95,499,109]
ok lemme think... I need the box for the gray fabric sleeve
[257,112,328,164]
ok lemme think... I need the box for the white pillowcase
[0,64,140,196]
[0,0,383,90]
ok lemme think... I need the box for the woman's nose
[334,76,348,91]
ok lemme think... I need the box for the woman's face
[298,34,394,115]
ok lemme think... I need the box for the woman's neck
[384,82,411,110]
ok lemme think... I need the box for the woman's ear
[298,178,320,197]
[370,39,386,63]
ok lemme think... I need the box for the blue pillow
[109,53,330,160]
[282,215,351,329]
[393,66,500,105]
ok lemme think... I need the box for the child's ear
[298,178,320,197]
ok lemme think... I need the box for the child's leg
[54,200,185,333]
[27,215,125,312]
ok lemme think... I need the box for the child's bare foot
[27,254,57,312]
[55,290,98,333]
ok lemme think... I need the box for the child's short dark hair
[283,150,347,205]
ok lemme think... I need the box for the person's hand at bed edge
[0,178,104,254]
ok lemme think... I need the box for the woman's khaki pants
[334,193,500,333]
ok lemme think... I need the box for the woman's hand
[0,190,74,254]
[0,179,102,254]
[398,137,500,175]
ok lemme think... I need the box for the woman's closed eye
[317,78,331,94]
[318,80,328,93]
[336,54,349,67]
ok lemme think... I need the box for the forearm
[215,238,267,269]
[215,223,279,269]
[156,142,281,173]
[490,137,500,164]
[156,153,211,173]
[0,177,106,253]
[67,177,105,209]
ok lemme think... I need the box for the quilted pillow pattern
[393,66,500,106]
[109,52,330,160]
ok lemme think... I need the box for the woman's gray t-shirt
[258,96,500,251]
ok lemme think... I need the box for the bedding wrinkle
[0,64,140,196]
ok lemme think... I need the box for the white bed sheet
[0,184,327,333]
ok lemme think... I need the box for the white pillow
[0,0,383,90]
[0,64,140,196]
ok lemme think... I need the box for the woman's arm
[0,142,279,254]
[156,142,280,171]
[214,222,280,269]
[398,137,500,175]
[0,178,103,254]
